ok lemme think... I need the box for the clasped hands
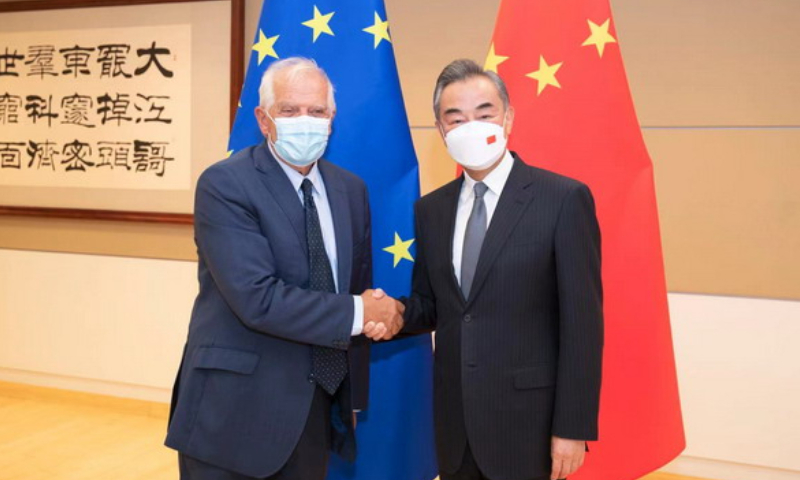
[360,288,404,341]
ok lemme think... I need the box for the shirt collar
[274,150,325,197]
[462,149,514,198]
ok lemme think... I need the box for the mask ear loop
[263,110,280,156]
[265,110,278,145]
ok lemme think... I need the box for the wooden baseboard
[0,380,170,419]
[661,456,800,480]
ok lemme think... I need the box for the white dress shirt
[452,150,514,286]
[275,157,364,336]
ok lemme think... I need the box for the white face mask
[443,118,508,171]
[268,114,331,168]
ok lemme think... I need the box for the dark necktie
[301,178,348,395]
[460,182,489,300]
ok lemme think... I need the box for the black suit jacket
[403,154,603,480]
[165,143,372,477]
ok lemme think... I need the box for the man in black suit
[166,57,403,480]
[400,59,603,480]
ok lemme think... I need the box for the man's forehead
[441,77,501,106]
[274,73,327,99]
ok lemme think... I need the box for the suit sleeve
[401,202,438,334]
[194,164,354,350]
[551,183,604,440]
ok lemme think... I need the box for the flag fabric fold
[227,1,437,480]
[484,1,685,478]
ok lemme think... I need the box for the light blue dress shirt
[275,156,364,336]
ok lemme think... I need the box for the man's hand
[551,436,586,480]
[361,288,404,340]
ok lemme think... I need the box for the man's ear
[254,106,271,138]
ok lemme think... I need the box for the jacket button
[464,315,472,323]
[467,362,477,368]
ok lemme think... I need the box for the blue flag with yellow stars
[227,1,437,480]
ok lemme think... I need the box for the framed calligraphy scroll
[0,0,244,223]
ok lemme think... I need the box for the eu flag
[227,2,437,480]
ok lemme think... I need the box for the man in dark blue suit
[166,57,404,480]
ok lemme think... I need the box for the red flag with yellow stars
[485,1,685,478]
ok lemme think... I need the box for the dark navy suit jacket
[165,143,372,477]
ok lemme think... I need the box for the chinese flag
[485,0,685,478]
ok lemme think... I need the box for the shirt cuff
[351,295,364,336]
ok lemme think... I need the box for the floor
[0,381,703,480]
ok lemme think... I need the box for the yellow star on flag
[484,42,509,73]
[383,232,414,267]
[302,6,335,42]
[582,18,616,57]
[363,12,391,48]
[525,55,563,96]
[252,30,279,65]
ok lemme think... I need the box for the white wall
[661,294,800,480]
[0,249,195,402]
[1,248,799,479]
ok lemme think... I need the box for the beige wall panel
[387,0,501,127]
[667,294,800,472]
[648,128,800,299]
[612,0,800,126]
[0,217,196,261]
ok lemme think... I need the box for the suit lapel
[253,143,308,256]
[465,158,535,307]
[319,160,353,294]
[442,177,467,304]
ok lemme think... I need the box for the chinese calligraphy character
[25,45,58,79]
[26,95,59,126]
[0,142,25,169]
[27,140,58,170]
[135,93,172,124]
[0,48,24,77]
[133,140,173,176]
[61,93,95,128]
[0,93,22,124]
[134,41,174,78]
[61,139,93,171]
[59,45,95,77]
[97,93,132,125]
[97,141,132,169]
[97,44,132,78]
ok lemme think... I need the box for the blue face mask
[268,114,331,168]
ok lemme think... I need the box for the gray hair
[258,57,336,112]
[433,59,510,120]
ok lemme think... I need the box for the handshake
[360,288,405,341]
